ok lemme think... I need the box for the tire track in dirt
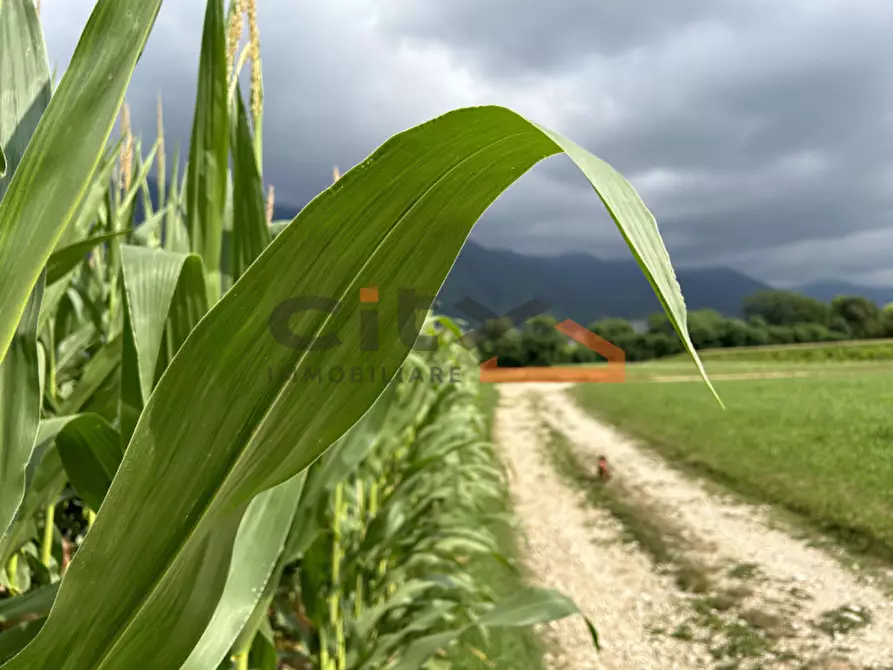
[496,383,893,669]
[494,384,709,669]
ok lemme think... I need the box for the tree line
[472,290,893,365]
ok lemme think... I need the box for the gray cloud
[379,0,727,72]
[40,0,893,287]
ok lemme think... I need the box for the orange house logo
[479,319,625,383]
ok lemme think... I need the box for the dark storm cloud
[379,0,727,72]
[41,0,893,286]
[381,0,893,285]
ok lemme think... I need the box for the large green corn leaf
[186,0,229,304]
[0,0,162,363]
[0,106,711,670]
[229,90,270,283]
[120,246,207,444]
[180,474,304,670]
[0,0,51,555]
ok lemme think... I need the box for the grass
[813,605,873,637]
[571,364,893,562]
[448,384,546,670]
[684,338,893,363]
[580,356,893,383]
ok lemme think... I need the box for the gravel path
[495,383,893,669]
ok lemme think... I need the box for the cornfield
[0,0,709,668]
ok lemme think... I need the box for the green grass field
[571,362,893,560]
[685,338,893,363]
[619,357,893,381]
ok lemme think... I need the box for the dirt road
[494,383,893,669]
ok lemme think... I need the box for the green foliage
[743,290,829,327]
[229,90,270,283]
[831,295,884,339]
[474,288,891,366]
[269,327,586,669]
[186,0,229,304]
[588,317,635,343]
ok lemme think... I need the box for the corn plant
[0,0,714,668]
[261,319,578,669]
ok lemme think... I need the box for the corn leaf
[0,620,42,666]
[117,141,159,222]
[284,384,395,563]
[186,0,229,304]
[0,418,70,568]
[0,0,162,363]
[219,174,234,294]
[223,387,399,665]
[130,207,168,247]
[0,106,709,670]
[393,588,593,670]
[119,246,207,444]
[181,474,304,670]
[230,89,270,283]
[0,584,55,624]
[56,145,119,250]
[0,0,51,556]
[55,414,122,513]
[46,233,126,285]
[0,278,43,544]
[269,221,289,237]
[246,630,277,670]
[58,335,121,416]
[0,0,50,203]
[164,148,191,254]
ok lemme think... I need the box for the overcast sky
[41,0,893,287]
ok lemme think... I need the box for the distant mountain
[435,241,770,325]
[795,280,892,307]
[161,190,893,317]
